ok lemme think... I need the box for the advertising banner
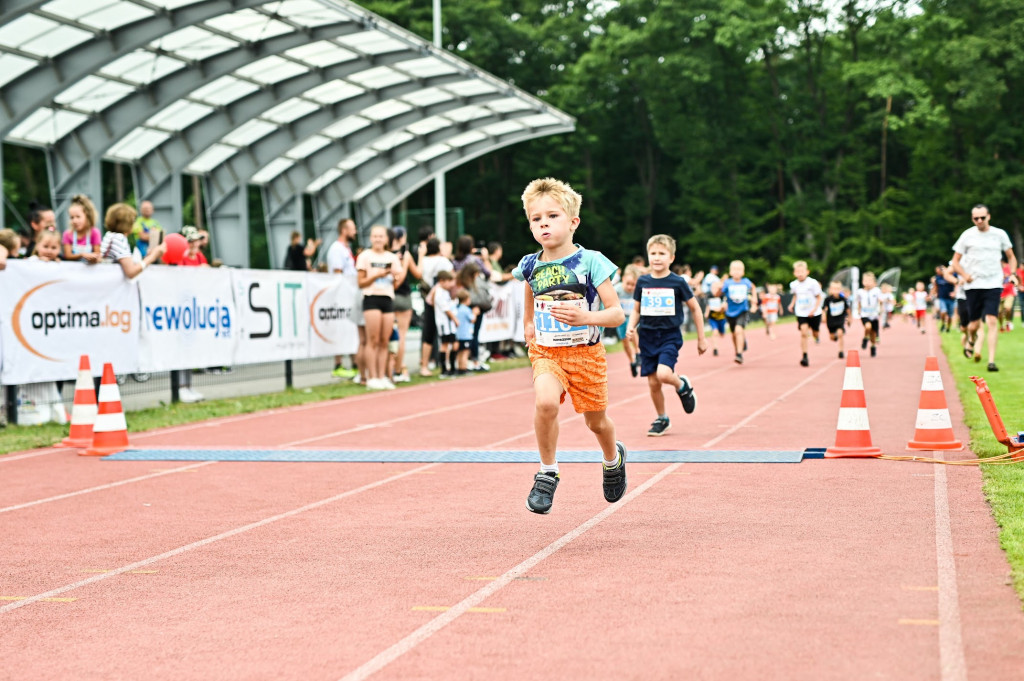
[305,272,359,357]
[0,261,140,383]
[137,267,237,372]
[231,269,310,364]
[478,282,521,344]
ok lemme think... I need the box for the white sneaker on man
[179,387,205,403]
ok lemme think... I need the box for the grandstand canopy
[0,0,575,266]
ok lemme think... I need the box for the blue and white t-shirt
[513,245,617,346]
[854,287,881,320]
[721,277,755,317]
[633,272,693,330]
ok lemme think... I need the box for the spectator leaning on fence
[23,201,57,257]
[29,230,61,262]
[62,194,102,263]
[0,228,19,270]
[100,203,166,278]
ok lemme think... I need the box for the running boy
[787,261,823,367]
[514,178,626,514]
[854,271,882,356]
[913,281,930,334]
[615,264,642,376]
[625,235,706,437]
[824,280,850,358]
[760,283,781,340]
[712,260,758,364]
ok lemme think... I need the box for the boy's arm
[749,283,758,312]
[625,299,641,341]
[523,282,535,343]
[686,298,708,355]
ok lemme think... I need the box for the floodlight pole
[433,0,447,243]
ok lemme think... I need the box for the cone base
[57,437,92,448]
[79,445,128,457]
[907,438,963,451]
[825,445,882,458]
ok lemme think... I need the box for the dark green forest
[368,0,1024,283]
[4,1,1022,283]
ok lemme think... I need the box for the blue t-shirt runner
[722,277,755,317]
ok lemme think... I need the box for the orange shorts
[528,341,608,414]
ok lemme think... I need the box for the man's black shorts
[797,315,821,332]
[965,288,1001,322]
[957,299,969,329]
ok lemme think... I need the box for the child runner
[760,283,781,340]
[704,286,727,356]
[513,177,626,515]
[713,260,757,364]
[615,264,642,376]
[854,271,882,356]
[879,282,896,329]
[787,261,823,367]
[823,280,850,358]
[913,281,929,334]
[625,234,706,437]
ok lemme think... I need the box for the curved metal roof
[0,0,574,264]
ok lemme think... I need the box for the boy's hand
[625,327,637,343]
[549,302,587,326]
[524,322,535,343]
[696,337,708,355]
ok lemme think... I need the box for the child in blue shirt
[626,235,707,437]
[712,259,758,364]
[455,289,477,375]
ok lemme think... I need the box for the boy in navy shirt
[626,235,707,436]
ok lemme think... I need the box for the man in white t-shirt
[325,217,364,380]
[951,204,1017,372]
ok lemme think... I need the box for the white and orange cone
[825,350,882,458]
[80,363,130,457]
[58,355,97,448]
[907,356,963,451]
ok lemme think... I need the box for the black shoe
[800,356,809,367]
[526,472,559,514]
[630,359,639,378]
[713,348,719,356]
[647,417,671,437]
[870,345,877,357]
[838,351,844,359]
[603,442,627,503]
[743,339,748,351]
[988,363,999,372]
[861,337,868,350]
[677,375,696,414]
[734,353,744,364]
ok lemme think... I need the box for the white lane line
[934,462,968,681]
[279,388,536,448]
[0,463,439,615]
[0,462,218,515]
[0,449,63,464]
[337,357,836,681]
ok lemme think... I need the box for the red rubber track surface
[2,320,1022,681]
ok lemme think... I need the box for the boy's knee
[583,411,609,432]
[656,365,675,382]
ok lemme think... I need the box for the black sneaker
[677,375,696,414]
[861,337,868,350]
[526,472,559,514]
[838,351,845,359]
[988,362,999,372]
[603,442,627,503]
[734,353,744,364]
[800,356,809,367]
[870,345,877,357]
[713,348,719,356]
[647,417,671,437]
[630,359,640,378]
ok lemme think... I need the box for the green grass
[0,354,532,456]
[940,326,1024,602]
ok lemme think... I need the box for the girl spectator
[29,230,61,261]
[416,236,453,377]
[389,226,419,383]
[0,228,19,270]
[62,194,102,263]
[100,203,166,278]
[456,262,489,371]
[356,225,402,390]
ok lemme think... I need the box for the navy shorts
[638,327,683,377]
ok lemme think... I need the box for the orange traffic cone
[58,355,97,447]
[825,350,882,458]
[907,357,962,451]
[80,363,129,457]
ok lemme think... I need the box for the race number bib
[533,298,589,347]
[707,297,723,312]
[795,294,815,317]
[640,288,675,316]
[828,301,846,317]
[726,284,748,303]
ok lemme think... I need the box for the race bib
[707,297,723,312]
[828,301,846,317]
[795,294,815,317]
[640,288,675,316]
[726,284,748,303]
[533,298,589,347]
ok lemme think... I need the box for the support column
[205,182,250,269]
[261,187,303,270]
[47,153,103,231]
[134,167,184,233]
[311,193,352,247]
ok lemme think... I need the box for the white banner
[478,281,526,344]
[0,261,140,383]
[230,269,310,364]
[305,272,359,357]
[137,266,238,372]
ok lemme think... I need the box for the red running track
[2,318,1023,681]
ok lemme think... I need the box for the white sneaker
[365,378,385,390]
[179,387,205,403]
[382,379,397,390]
[393,372,411,383]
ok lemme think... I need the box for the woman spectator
[283,230,320,271]
[388,226,420,383]
[456,262,489,371]
[62,194,102,263]
[356,225,402,390]
[416,236,453,377]
[23,201,57,257]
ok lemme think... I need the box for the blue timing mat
[103,449,808,463]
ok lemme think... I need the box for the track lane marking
[0,463,438,614]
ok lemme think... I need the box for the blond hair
[521,177,582,218]
[792,260,808,270]
[70,194,98,228]
[623,264,645,280]
[0,228,19,253]
[104,203,137,235]
[647,234,676,257]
